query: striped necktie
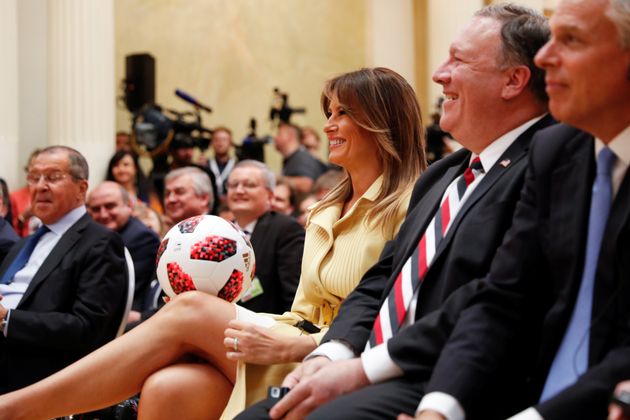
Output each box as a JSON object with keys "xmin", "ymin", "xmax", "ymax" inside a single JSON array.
[{"xmin": 367, "ymin": 158, "xmax": 484, "ymax": 349}]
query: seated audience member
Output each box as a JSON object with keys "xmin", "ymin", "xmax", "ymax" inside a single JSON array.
[
  {"xmin": 0, "ymin": 66, "xmax": 426, "ymax": 420},
  {"xmin": 115, "ymin": 131, "xmax": 132, "ymax": 152},
  {"xmin": 106, "ymin": 150, "xmax": 162, "ymax": 214},
  {"xmin": 132, "ymin": 166, "xmax": 215, "ymax": 325},
  {"xmin": 9, "ymin": 150, "xmax": 41, "ymax": 237},
  {"xmin": 0, "ymin": 146, "xmax": 127, "ymax": 393},
  {"xmin": 301, "ymin": 126, "xmax": 323, "ymax": 158},
  {"xmin": 207, "ymin": 126, "xmax": 237, "ymax": 203},
  {"xmin": 0, "ymin": 179, "xmax": 12, "ymax": 225},
  {"xmin": 312, "ymin": 168, "xmax": 344, "ymax": 200},
  {"xmin": 275, "ymin": 122, "xmax": 327, "ymax": 194},
  {"xmin": 295, "ymin": 194, "xmax": 318, "ymax": 227},
  {"xmin": 236, "ymin": 5, "xmax": 555, "ymax": 419},
  {"xmin": 133, "ymin": 204, "xmax": 164, "ymax": 237},
  {"xmin": 87, "ymin": 181, "xmax": 161, "ymax": 314},
  {"xmin": 217, "ymin": 203, "xmax": 234, "ymax": 222},
  {"xmin": 409, "ymin": 1, "xmax": 630, "ymax": 419},
  {"xmin": 228, "ymin": 161, "xmax": 304, "ymax": 313},
  {"xmin": 425, "ymin": 111, "xmax": 452, "ymax": 164},
  {"xmin": 271, "ymin": 176, "xmax": 298, "ymax": 217},
  {"xmin": 0, "ymin": 187, "xmax": 18, "ymax": 265},
  {"xmin": 150, "ymin": 134, "xmax": 219, "ymax": 214},
  {"xmin": 162, "ymin": 166, "xmax": 214, "ymax": 230}
]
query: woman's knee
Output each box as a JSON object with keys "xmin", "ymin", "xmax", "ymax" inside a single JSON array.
[
  {"xmin": 140, "ymin": 364, "xmax": 232, "ymax": 418},
  {"xmin": 163, "ymin": 291, "xmax": 226, "ymax": 323}
]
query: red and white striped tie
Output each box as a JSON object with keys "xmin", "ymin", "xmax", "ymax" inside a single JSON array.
[{"xmin": 366, "ymin": 157, "xmax": 484, "ymax": 349}]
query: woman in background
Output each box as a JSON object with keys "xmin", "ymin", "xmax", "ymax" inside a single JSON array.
[
  {"xmin": 106, "ymin": 150, "xmax": 163, "ymax": 214},
  {"xmin": 0, "ymin": 67, "xmax": 427, "ymax": 420}
]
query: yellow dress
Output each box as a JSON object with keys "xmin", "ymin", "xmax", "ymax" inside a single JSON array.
[{"xmin": 221, "ymin": 176, "xmax": 411, "ymax": 418}]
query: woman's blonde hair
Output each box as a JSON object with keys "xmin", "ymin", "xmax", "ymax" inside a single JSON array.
[{"xmin": 311, "ymin": 67, "xmax": 427, "ymax": 230}]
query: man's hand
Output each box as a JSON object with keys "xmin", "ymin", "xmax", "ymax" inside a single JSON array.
[
  {"xmin": 269, "ymin": 357, "xmax": 370, "ymax": 419},
  {"xmin": 609, "ymin": 380, "xmax": 630, "ymax": 420}
]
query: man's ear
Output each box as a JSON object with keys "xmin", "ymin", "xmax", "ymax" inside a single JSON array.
[{"xmin": 502, "ymin": 65, "xmax": 531, "ymax": 100}]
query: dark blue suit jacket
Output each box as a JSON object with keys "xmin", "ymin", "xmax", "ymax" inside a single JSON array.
[
  {"xmin": 0, "ymin": 217, "xmax": 18, "ymax": 266},
  {"xmin": 118, "ymin": 216, "xmax": 160, "ymax": 311}
]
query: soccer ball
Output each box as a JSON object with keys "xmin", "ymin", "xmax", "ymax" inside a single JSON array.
[{"xmin": 156, "ymin": 215, "xmax": 255, "ymax": 302}]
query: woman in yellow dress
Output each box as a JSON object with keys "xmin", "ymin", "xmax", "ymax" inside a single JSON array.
[{"xmin": 0, "ymin": 67, "xmax": 426, "ymax": 420}]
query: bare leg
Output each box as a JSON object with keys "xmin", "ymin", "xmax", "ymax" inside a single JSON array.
[
  {"xmin": 0, "ymin": 292, "xmax": 237, "ymax": 420},
  {"xmin": 138, "ymin": 362, "xmax": 232, "ymax": 420}
]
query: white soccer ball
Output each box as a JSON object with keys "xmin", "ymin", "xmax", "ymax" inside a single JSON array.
[{"xmin": 156, "ymin": 215, "xmax": 255, "ymax": 302}]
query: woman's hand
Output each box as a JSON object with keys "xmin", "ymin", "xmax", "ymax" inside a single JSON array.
[{"xmin": 223, "ymin": 319, "xmax": 317, "ymax": 364}]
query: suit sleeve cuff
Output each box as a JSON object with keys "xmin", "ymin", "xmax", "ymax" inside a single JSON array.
[
  {"xmin": 416, "ymin": 392, "xmax": 465, "ymax": 420},
  {"xmin": 360, "ymin": 342, "xmax": 403, "ymax": 383},
  {"xmin": 506, "ymin": 407, "xmax": 544, "ymax": 420},
  {"xmin": 306, "ymin": 340, "xmax": 355, "ymax": 361}
]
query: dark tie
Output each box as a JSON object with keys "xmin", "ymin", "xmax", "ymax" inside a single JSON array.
[
  {"xmin": 0, "ymin": 225, "xmax": 50, "ymax": 285},
  {"xmin": 366, "ymin": 158, "xmax": 484, "ymax": 348},
  {"xmin": 540, "ymin": 146, "xmax": 617, "ymax": 401}
]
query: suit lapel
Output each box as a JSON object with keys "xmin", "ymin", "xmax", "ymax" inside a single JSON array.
[
  {"xmin": 250, "ymin": 212, "xmax": 270, "ymax": 246},
  {"xmin": 395, "ymin": 163, "xmax": 466, "ymax": 280},
  {"xmin": 18, "ymin": 215, "xmax": 89, "ymax": 306}
]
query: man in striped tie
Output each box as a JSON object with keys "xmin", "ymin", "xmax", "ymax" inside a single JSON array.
[{"xmin": 236, "ymin": 4, "xmax": 556, "ymax": 419}]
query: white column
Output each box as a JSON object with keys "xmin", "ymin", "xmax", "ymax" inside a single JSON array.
[
  {"xmin": 365, "ymin": 0, "xmax": 416, "ymax": 89},
  {"xmin": 0, "ymin": 0, "xmax": 21, "ymax": 190},
  {"xmin": 48, "ymin": 0, "xmax": 115, "ymax": 185}
]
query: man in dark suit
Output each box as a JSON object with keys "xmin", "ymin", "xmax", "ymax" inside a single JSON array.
[
  {"xmin": 414, "ymin": 0, "xmax": 630, "ymax": 418},
  {"xmin": 0, "ymin": 188, "xmax": 18, "ymax": 265},
  {"xmin": 0, "ymin": 146, "xmax": 127, "ymax": 392},
  {"xmin": 236, "ymin": 4, "xmax": 553, "ymax": 419},
  {"xmin": 87, "ymin": 181, "xmax": 161, "ymax": 312},
  {"xmin": 228, "ymin": 160, "xmax": 304, "ymax": 314}
]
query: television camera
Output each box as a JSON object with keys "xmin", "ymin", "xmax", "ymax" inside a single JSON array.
[{"xmin": 129, "ymin": 89, "xmax": 213, "ymax": 159}]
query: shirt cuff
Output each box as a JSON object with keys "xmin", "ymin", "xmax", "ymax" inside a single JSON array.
[
  {"xmin": 506, "ymin": 407, "xmax": 544, "ymax": 420},
  {"xmin": 417, "ymin": 392, "xmax": 465, "ymax": 420},
  {"xmin": 360, "ymin": 342, "xmax": 403, "ymax": 383},
  {"xmin": 306, "ymin": 340, "xmax": 355, "ymax": 362}
]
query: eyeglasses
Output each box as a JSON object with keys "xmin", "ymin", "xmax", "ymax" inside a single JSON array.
[
  {"xmin": 227, "ymin": 180, "xmax": 264, "ymax": 190},
  {"xmin": 26, "ymin": 171, "xmax": 71, "ymax": 186}
]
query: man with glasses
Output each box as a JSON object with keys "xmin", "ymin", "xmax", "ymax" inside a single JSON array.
[
  {"xmin": 0, "ymin": 146, "xmax": 127, "ymax": 392},
  {"xmin": 227, "ymin": 160, "xmax": 304, "ymax": 314}
]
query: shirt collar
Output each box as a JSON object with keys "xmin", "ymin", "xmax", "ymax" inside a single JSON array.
[
  {"xmin": 595, "ymin": 124, "xmax": 630, "ymax": 167},
  {"xmin": 46, "ymin": 205, "xmax": 86, "ymax": 236},
  {"xmin": 474, "ymin": 115, "xmax": 545, "ymax": 171}
]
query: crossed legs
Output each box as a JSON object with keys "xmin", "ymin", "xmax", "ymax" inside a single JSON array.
[{"xmin": 0, "ymin": 291, "xmax": 237, "ymax": 420}]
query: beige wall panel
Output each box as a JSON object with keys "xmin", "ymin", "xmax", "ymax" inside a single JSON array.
[{"xmin": 115, "ymin": 0, "xmax": 366, "ymax": 172}]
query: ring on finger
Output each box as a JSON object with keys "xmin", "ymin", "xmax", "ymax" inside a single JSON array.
[{"xmin": 233, "ymin": 337, "xmax": 239, "ymax": 352}]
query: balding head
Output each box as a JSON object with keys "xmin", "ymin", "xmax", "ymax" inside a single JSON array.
[{"xmin": 87, "ymin": 181, "xmax": 133, "ymax": 231}]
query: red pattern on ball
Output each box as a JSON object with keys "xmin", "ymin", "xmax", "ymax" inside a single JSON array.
[
  {"xmin": 178, "ymin": 215, "xmax": 204, "ymax": 234},
  {"xmin": 166, "ymin": 262, "xmax": 197, "ymax": 294},
  {"xmin": 218, "ymin": 269, "xmax": 244, "ymax": 302},
  {"xmin": 156, "ymin": 238, "xmax": 169, "ymax": 267},
  {"xmin": 190, "ymin": 235, "xmax": 237, "ymax": 262}
]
